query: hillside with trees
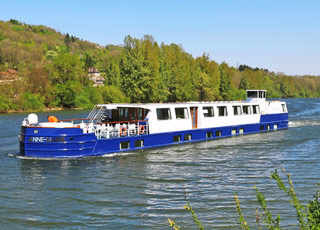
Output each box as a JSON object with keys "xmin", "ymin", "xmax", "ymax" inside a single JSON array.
[{"xmin": 0, "ymin": 19, "xmax": 319, "ymax": 113}]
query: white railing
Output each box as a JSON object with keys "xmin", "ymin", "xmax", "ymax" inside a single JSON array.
[
  {"xmin": 56, "ymin": 118, "xmax": 149, "ymax": 139},
  {"xmin": 94, "ymin": 120, "xmax": 148, "ymax": 139}
]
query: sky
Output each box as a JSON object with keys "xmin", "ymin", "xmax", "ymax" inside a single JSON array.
[{"xmin": 1, "ymin": 0, "xmax": 320, "ymax": 76}]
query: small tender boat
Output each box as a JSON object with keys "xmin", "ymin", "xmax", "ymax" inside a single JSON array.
[{"xmin": 19, "ymin": 90, "xmax": 288, "ymax": 158}]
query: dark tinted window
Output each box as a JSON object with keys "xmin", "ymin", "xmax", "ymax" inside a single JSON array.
[
  {"xmin": 175, "ymin": 108, "xmax": 188, "ymax": 119},
  {"xmin": 203, "ymin": 106, "xmax": 214, "ymax": 117},
  {"xmin": 156, "ymin": 108, "xmax": 171, "ymax": 120},
  {"xmin": 252, "ymin": 105, "xmax": 260, "ymax": 114},
  {"xmin": 217, "ymin": 106, "xmax": 228, "ymax": 116}
]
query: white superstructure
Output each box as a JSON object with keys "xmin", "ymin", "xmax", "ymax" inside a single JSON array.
[{"xmin": 80, "ymin": 90, "xmax": 287, "ymax": 137}]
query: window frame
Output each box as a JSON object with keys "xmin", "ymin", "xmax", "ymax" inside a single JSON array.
[
  {"xmin": 242, "ymin": 105, "xmax": 252, "ymax": 115},
  {"xmin": 202, "ymin": 106, "xmax": 214, "ymax": 118},
  {"xmin": 281, "ymin": 104, "xmax": 287, "ymax": 113},
  {"xmin": 175, "ymin": 107, "xmax": 189, "ymax": 119},
  {"xmin": 252, "ymin": 105, "xmax": 260, "ymax": 114},
  {"xmin": 156, "ymin": 108, "xmax": 172, "ymax": 120},
  {"xmin": 217, "ymin": 106, "xmax": 228, "ymax": 117},
  {"xmin": 233, "ymin": 106, "xmax": 242, "ymax": 116}
]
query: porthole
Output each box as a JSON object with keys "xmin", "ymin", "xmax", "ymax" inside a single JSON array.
[
  {"xmin": 206, "ymin": 132, "xmax": 213, "ymax": 138},
  {"xmin": 173, "ymin": 135, "xmax": 181, "ymax": 143},
  {"xmin": 134, "ymin": 139, "xmax": 144, "ymax": 147},
  {"xmin": 120, "ymin": 141, "xmax": 130, "ymax": 150}
]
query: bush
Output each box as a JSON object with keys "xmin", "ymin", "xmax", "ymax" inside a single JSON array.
[
  {"xmin": 0, "ymin": 96, "xmax": 11, "ymax": 112},
  {"xmin": 99, "ymin": 85, "xmax": 128, "ymax": 103},
  {"xmin": 19, "ymin": 93, "xmax": 45, "ymax": 111},
  {"xmin": 229, "ymin": 89, "xmax": 246, "ymax": 101},
  {"xmin": 74, "ymin": 87, "xmax": 103, "ymax": 109}
]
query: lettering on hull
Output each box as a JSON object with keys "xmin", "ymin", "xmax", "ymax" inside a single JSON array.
[{"xmin": 28, "ymin": 137, "xmax": 65, "ymax": 143}]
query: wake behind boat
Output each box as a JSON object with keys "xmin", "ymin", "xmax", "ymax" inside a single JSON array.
[{"xmin": 19, "ymin": 90, "xmax": 288, "ymax": 158}]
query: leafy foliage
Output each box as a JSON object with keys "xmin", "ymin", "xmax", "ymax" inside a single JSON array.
[
  {"xmin": 307, "ymin": 191, "xmax": 320, "ymax": 229},
  {"xmin": 19, "ymin": 93, "xmax": 45, "ymax": 111},
  {"xmin": 0, "ymin": 19, "xmax": 320, "ymax": 113},
  {"xmin": 234, "ymin": 192, "xmax": 250, "ymax": 230}
]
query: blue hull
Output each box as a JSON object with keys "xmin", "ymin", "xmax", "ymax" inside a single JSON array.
[{"xmin": 20, "ymin": 113, "xmax": 288, "ymax": 158}]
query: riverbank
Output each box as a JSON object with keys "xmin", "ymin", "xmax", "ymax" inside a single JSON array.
[{"xmin": 0, "ymin": 107, "xmax": 85, "ymax": 114}]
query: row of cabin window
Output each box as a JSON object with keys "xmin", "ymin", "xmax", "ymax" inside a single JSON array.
[
  {"xmin": 203, "ymin": 105, "xmax": 260, "ymax": 117},
  {"xmin": 116, "ymin": 108, "xmax": 148, "ymax": 121},
  {"xmin": 157, "ymin": 108, "xmax": 188, "ymax": 120},
  {"xmin": 156, "ymin": 105, "xmax": 260, "ymax": 120}
]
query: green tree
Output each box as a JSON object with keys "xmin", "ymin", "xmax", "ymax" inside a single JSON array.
[
  {"xmin": 119, "ymin": 35, "xmax": 152, "ymax": 102},
  {"xmin": 239, "ymin": 75, "xmax": 251, "ymax": 90},
  {"xmin": 99, "ymin": 85, "xmax": 128, "ymax": 103},
  {"xmin": 106, "ymin": 59, "xmax": 121, "ymax": 86},
  {"xmin": 64, "ymin": 33, "xmax": 71, "ymax": 50},
  {"xmin": 51, "ymin": 53, "xmax": 86, "ymax": 107},
  {"xmin": 196, "ymin": 53, "xmax": 220, "ymax": 100},
  {"xmin": 19, "ymin": 93, "xmax": 45, "ymax": 111},
  {"xmin": 83, "ymin": 53, "xmax": 96, "ymax": 70},
  {"xmin": 219, "ymin": 62, "xmax": 231, "ymax": 100},
  {"xmin": 0, "ymin": 95, "xmax": 11, "ymax": 112}
]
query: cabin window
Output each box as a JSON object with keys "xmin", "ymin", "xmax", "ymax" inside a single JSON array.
[
  {"xmin": 119, "ymin": 108, "xmax": 125, "ymax": 120},
  {"xmin": 248, "ymin": 91, "xmax": 266, "ymax": 98},
  {"xmin": 260, "ymin": 91, "xmax": 266, "ymax": 98},
  {"xmin": 260, "ymin": 125, "xmax": 264, "ymax": 130},
  {"xmin": 282, "ymin": 104, "xmax": 287, "ymax": 113},
  {"xmin": 134, "ymin": 139, "xmax": 144, "ymax": 147},
  {"xmin": 266, "ymin": 125, "xmax": 270, "ymax": 130},
  {"xmin": 137, "ymin": 108, "xmax": 143, "ymax": 120},
  {"xmin": 252, "ymin": 105, "xmax": 260, "ymax": 114},
  {"xmin": 216, "ymin": 130, "xmax": 222, "ymax": 137},
  {"xmin": 184, "ymin": 134, "xmax": 192, "ymax": 141},
  {"xmin": 175, "ymin": 108, "xmax": 189, "ymax": 119},
  {"xmin": 203, "ymin": 106, "xmax": 214, "ymax": 117},
  {"xmin": 231, "ymin": 129, "xmax": 237, "ymax": 135},
  {"xmin": 242, "ymin": 105, "xmax": 252, "ymax": 115},
  {"xmin": 233, "ymin": 106, "xmax": 242, "ymax": 116},
  {"xmin": 120, "ymin": 141, "xmax": 130, "ymax": 150},
  {"xmin": 217, "ymin": 106, "xmax": 228, "ymax": 116},
  {"xmin": 173, "ymin": 135, "xmax": 181, "ymax": 142},
  {"xmin": 247, "ymin": 91, "xmax": 258, "ymax": 98},
  {"xmin": 124, "ymin": 108, "xmax": 129, "ymax": 120},
  {"xmin": 156, "ymin": 108, "xmax": 172, "ymax": 120},
  {"xmin": 274, "ymin": 125, "xmax": 278, "ymax": 130},
  {"xmin": 239, "ymin": 128, "xmax": 244, "ymax": 134},
  {"xmin": 129, "ymin": 108, "xmax": 136, "ymax": 120},
  {"xmin": 206, "ymin": 132, "xmax": 213, "ymax": 138}
]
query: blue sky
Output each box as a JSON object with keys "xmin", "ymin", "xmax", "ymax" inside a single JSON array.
[{"xmin": 1, "ymin": 0, "xmax": 320, "ymax": 75}]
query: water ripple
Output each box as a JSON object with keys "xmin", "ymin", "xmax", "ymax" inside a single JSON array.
[{"xmin": 1, "ymin": 99, "xmax": 320, "ymax": 229}]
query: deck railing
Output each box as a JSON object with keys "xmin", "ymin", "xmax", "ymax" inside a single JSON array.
[
  {"xmin": 55, "ymin": 118, "xmax": 148, "ymax": 139},
  {"xmin": 95, "ymin": 120, "xmax": 148, "ymax": 139}
]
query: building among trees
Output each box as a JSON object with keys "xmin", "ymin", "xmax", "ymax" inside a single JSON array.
[
  {"xmin": 88, "ymin": 67, "xmax": 105, "ymax": 87},
  {"xmin": 0, "ymin": 69, "xmax": 19, "ymax": 84}
]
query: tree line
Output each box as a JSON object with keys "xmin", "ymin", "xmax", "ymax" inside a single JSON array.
[{"xmin": 0, "ymin": 19, "xmax": 319, "ymax": 113}]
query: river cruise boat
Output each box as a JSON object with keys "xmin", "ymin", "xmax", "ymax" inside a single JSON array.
[{"xmin": 19, "ymin": 90, "xmax": 288, "ymax": 158}]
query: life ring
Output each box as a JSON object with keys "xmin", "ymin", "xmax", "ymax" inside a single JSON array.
[
  {"xmin": 120, "ymin": 127, "xmax": 127, "ymax": 136},
  {"xmin": 139, "ymin": 125, "xmax": 145, "ymax": 135}
]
